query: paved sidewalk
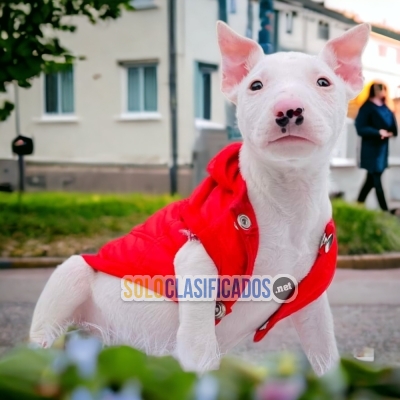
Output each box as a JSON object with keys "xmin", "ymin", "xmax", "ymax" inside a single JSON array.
[{"xmin": 1, "ymin": 268, "xmax": 400, "ymax": 367}]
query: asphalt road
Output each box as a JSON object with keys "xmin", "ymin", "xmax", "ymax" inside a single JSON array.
[{"xmin": 1, "ymin": 268, "xmax": 400, "ymax": 367}]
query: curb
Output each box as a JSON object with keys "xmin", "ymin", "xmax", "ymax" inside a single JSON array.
[
  {"xmin": 0, "ymin": 257, "xmax": 66, "ymax": 269},
  {"xmin": 1, "ymin": 254, "xmax": 400, "ymax": 270},
  {"xmin": 337, "ymin": 253, "xmax": 400, "ymax": 270}
]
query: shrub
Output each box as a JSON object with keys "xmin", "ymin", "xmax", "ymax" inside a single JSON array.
[
  {"xmin": 1, "ymin": 193, "xmax": 400, "ymax": 256},
  {"xmin": 332, "ymin": 200, "xmax": 400, "ymax": 255},
  {"xmin": 0, "ymin": 332, "xmax": 399, "ymax": 400}
]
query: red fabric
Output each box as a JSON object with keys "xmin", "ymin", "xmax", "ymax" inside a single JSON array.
[
  {"xmin": 253, "ymin": 220, "xmax": 337, "ymax": 342},
  {"xmin": 82, "ymin": 142, "xmax": 337, "ymax": 342}
]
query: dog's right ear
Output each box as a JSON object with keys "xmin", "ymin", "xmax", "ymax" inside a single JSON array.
[
  {"xmin": 319, "ymin": 23, "xmax": 370, "ymax": 100},
  {"xmin": 217, "ymin": 21, "xmax": 264, "ymax": 103}
]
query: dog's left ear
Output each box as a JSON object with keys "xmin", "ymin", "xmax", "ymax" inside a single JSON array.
[{"xmin": 320, "ymin": 23, "xmax": 370, "ymax": 99}]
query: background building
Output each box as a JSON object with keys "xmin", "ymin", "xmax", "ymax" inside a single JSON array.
[{"xmin": 0, "ymin": 0, "xmax": 399, "ymax": 205}]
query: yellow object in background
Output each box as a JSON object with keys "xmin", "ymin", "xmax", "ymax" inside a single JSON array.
[{"xmin": 348, "ymin": 80, "xmax": 395, "ymax": 119}]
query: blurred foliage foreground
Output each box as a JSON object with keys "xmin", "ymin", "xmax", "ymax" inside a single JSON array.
[
  {"xmin": 1, "ymin": 193, "xmax": 400, "ymax": 256},
  {"xmin": 0, "ymin": 332, "xmax": 400, "ymax": 400}
]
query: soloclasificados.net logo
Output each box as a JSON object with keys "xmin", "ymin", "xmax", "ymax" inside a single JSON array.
[{"xmin": 121, "ymin": 274, "xmax": 298, "ymax": 303}]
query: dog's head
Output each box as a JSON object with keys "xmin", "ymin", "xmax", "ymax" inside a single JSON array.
[{"xmin": 217, "ymin": 22, "xmax": 370, "ymax": 165}]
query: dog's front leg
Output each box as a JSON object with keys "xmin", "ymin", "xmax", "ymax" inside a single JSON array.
[
  {"xmin": 291, "ymin": 291, "xmax": 339, "ymax": 376},
  {"xmin": 174, "ymin": 239, "xmax": 220, "ymax": 373}
]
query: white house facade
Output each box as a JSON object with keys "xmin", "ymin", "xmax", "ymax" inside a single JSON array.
[{"xmin": 0, "ymin": 0, "xmax": 399, "ymax": 203}]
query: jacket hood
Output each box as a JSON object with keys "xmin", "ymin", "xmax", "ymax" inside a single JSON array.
[{"xmin": 206, "ymin": 142, "xmax": 243, "ymax": 192}]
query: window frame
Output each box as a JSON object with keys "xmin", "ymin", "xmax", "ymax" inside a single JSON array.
[
  {"xmin": 229, "ymin": 0, "xmax": 237, "ymax": 14},
  {"xmin": 285, "ymin": 12, "xmax": 293, "ymax": 34},
  {"xmin": 195, "ymin": 62, "xmax": 218, "ymax": 121},
  {"xmin": 119, "ymin": 60, "xmax": 159, "ymax": 119},
  {"xmin": 130, "ymin": 0, "xmax": 158, "ymax": 10},
  {"xmin": 317, "ymin": 20, "xmax": 330, "ymax": 40},
  {"xmin": 43, "ymin": 66, "xmax": 75, "ymax": 116}
]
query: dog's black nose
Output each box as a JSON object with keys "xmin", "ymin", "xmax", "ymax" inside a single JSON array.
[
  {"xmin": 274, "ymin": 99, "xmax": 305, "ymax": 130},
  {"xmin": 275, "ymin": 116, "xmax": 290, "ymax": 128},
  {"xmin": 275, "ymin": 107, "xmax": 304, "ymax": 129}
]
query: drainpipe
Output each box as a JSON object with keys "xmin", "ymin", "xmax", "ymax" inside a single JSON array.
[
  {"xmin": 259, "ymin": 0, "xmax": 274, "ymax": 54},
  {"xmin": 168, "ymin": 0, "xmax": 178, "ymax": 195}
]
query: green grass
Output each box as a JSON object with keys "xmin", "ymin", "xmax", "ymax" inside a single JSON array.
[
  {"xmin": 332, "ymin": 199, "xmax": 400, "ymax": 255},
  {"xmin": 0, "ymin": 192, "xmax": 176, "ymax": 257},
  {"xmin": 1, "ymin": 193, "xmax": 400, "ymax": 256}
]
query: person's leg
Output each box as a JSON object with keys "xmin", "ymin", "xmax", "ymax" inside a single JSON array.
[
  {"xmin": 371, "ymin": 172, "xmax": 389, "ymax": 211},
  {"xmin": 390, "ymin": 208, "xmax": 400, "ymax": 216},
  {"xmin": 357, "ymin": 172, "xmax": 374, "ymax": 203}
]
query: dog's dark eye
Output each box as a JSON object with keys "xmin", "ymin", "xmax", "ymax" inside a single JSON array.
[
  {"xmin": 317, "ymin": 78, "xmax": 330, "ymax": 87},
  {"xmin": 250, "ymin": 81, "xmax": 263, "ymax": 91}
]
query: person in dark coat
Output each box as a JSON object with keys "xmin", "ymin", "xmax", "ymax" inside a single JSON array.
[{"xmin": 355, "ymin": 83, "xmax": 398, "ymax": 212}]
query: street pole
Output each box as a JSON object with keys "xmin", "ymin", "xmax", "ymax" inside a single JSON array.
[
  {"xmin": 168, "ymin": 0, "xmax": 178, "ymax": 195},
  {"xmin": 258, "ymin": 0, "xmax": 274, "ymax": 54},
  {"xmin": 14, "ymin": 82, "xmax": 25, "ymax": 193}
]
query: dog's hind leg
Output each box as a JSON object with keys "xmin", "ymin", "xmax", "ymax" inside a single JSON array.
[{"xmin": 30, "ymin": 255, "xmax": 95, "ymax": 347}]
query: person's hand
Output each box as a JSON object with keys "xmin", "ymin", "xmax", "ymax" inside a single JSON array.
[{"xmin": 380, "ymin": 129, "xmax": 393, "ymax": 139}]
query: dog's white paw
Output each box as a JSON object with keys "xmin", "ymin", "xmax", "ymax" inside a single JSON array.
[
  {"xmin": 176, "ymin": 327, "xmax": 220, "ymax": 373},
  {"xmin": 308, "ymin": 351, "xmax": 340, "ymax": 376}
]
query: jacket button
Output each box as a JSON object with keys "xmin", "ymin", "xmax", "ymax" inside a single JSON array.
[
  {"xmin": 215, "ymin": 301, "xmax": 226, "ymax": 320},
  {"xmin": 237, "ymin": 214, "xmax": 251, "ymax": 230},
  {"xmin": 320, "ymin": 233, "xmax": 334, "ymax": 253}
]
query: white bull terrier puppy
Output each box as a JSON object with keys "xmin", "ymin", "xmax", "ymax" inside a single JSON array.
[{"xmin": 30, "ymin": 22, "xmax": 370, "ymax": 376}]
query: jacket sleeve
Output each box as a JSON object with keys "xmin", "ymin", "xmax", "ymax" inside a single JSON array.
[{"xmin": 355, "ymin": 105, "xmax": 381, "ymax": 138}]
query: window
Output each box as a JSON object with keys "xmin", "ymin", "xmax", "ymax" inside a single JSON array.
[
  {"xmin": 379, "ymin": 45, "xmax": 387, "ymax": 57},
  {"xmin": 130, "ymin": 0, "xmax": 157, "ymax": 9},
  {"xmin": 126, "ymin": 65, "xmax": 157, "ymax": 113},
  {"xmin": 44, "ymin": 66, "xmax": 74, "ymax": 114},
  {"xmin": 195, "ymin": 63, "xmax": 218, "ymax": 121},
  {"xmin": 285, "ymin": 12, "xmax": 294, "ymax": 34},
  {"xmin": 317, "ymin": 21, "xmax": 329, "ymax": 40},
  {"xmin": 229, "ymin": 0, "xmax": 237, "ymax": 14}
]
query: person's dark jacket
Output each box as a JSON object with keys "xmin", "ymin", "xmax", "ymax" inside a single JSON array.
[{"xmin": 355, "ymin": 101, "xmax": 398, "ymax": 173}]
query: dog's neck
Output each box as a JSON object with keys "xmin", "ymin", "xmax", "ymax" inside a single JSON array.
[{"xmin": 239, "ymin": 143, "xmax": 331, "ymax": 221}]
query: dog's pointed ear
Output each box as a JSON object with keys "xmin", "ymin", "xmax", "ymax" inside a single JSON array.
[
  {"xmin": 320, "ymin": 23, "xmax": 370, "ymax": 99},
  {"xmin": 217, "ymin": 21, "xmax": 264, "ymax": 103}
]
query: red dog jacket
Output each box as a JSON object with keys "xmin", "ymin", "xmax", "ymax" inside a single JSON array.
[{"xmin": 83, "ymin": 142, "xmax": 337, "ymax": 342}]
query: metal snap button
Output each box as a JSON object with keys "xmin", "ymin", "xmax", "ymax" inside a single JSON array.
[
  {"xmin": 215, "ymin": 301, "xmax": 226, "ymax": 320},
  {"xmin": 320, "ymin": 233, "xmax": 334, "ymax": 253},
  {"xmin": 237, "ymin": 214, "xmax": 251, "ymax": 230}
]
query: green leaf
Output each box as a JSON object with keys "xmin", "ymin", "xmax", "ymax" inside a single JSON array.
[
  {"xmin": 97, "ymin": 346, "xmax": 196, "ymax": 400},
  {"xmin": 210, "ymin": 358, "xmax": 266, "ymax": 400},
  {"xmin": 0, "ymin": 346, "xmax": 59, "ymax": 400},
  {"xmin": 97, "ymin": 346, "xmax": 148, "ymax": 385},
  {"xmin": 145, "ymin": 355, "xmax": 196, "ymax": 400},
  {"xmin": 341, "ymin": 358, "xmax": 400, "ymax": 397},
  {"xmin": 0, "ymin": 101, "xmax": 14, "ymax": 121}
]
